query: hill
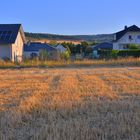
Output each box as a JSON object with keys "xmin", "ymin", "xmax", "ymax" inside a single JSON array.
[{"xmin": 25, "ymin": 32, "xmax": 114, "ymax": 43}]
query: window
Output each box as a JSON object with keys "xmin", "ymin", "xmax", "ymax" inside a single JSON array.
[
  {"xmin": 137, "ymin": 35, "xmax": 140, "ymax": 39},
  {"xmin": 129, "ymin": 35, "xmax": 132, "ymax": 40}
]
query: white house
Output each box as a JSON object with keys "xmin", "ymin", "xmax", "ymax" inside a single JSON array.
[
  {"xmin": 55, "ymin": 44, "xmax": 67, "ymax": 53},
  {"xmin": 0, "ymin": 24, "xmax": 26, "ymax": 62},
  {"xmin": 113, "ymin": 25, "xmax": 140, "ymax": 50}
]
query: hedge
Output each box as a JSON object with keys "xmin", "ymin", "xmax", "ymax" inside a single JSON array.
[{"xmin": 98, "ymin": 50, "xmax": 140, "ymax": 58}]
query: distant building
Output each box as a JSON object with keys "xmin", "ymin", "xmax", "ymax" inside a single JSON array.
[
  {"xmin": 55, "ymin": 44, "xmax": 67, "ymax": 53},
  {"xmin": 24, "ymin": 42, "xmax": 57, "ymax": 58},
  {"xmin": 0, "ymin": 24, "xmax": 26, "ymax": 62},
  {"xmin": 113, "ymin": 25, "xmax": 140, "ymax": 50},
  {"xmin": 92, "ymin": 42, "xmax": 113, "ymax": 58}
]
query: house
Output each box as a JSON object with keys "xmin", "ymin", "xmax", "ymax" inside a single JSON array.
[
  {"xmin": 0, "ymin": 24, "xmax": 26, "ymax": 62},
  {"xmin": 24, "ymin": 42, "xmax": 57, "ymax": 58},
  {"xmin": 113, "ymin": 25, "xmax": 140, "ymax": 50},
  {"xmin": 92, "ymin": 42, "xmax": 113, "ymax": 58},
  {"xmin": 55, "ymin": 44, "xmax": 67, "ymax": 53}
]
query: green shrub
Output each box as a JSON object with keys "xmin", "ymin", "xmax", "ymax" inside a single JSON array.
[
  {"xmin": 98, "ymin": 50, "xmax": 112, "ymax": 58},
  {"xmin": 128, "ymin": 44, "xmax": 140, "ymax": 50},
  {"xmin": 118, "ymin": 50, "xmax": 140, "ymax": 57},
  {"xmin": 60, "ymin": 51, "xmax": 71, "ymax": 61},
  {"xmin": 99, "ymin": 49, "xmax": 140, "ymax": 58},
  {"xmin": 111, "ymin": 50, "xmax": 119, "ymax": 58}
]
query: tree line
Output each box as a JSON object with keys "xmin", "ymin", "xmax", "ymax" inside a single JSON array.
[{"xmin": 49, "ymin": 41, "xmax": 97, "ymax": 55}]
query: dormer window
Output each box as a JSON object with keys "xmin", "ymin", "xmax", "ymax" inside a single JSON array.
[{"xmin": 129, "ymin": 35, "xmax": 132, "ymax": 40}]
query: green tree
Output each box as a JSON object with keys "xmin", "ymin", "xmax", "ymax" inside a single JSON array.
[
  {"xmin": 49, "ymin": 40, "xmax": 57, "ymax": 46},
  {"xmin": 81, "ymin": 41, "xmax": 89, "ymax": 48},
  {"xmin": 60, "ymin": 51, "xmax": 70, "ymax": 61}
]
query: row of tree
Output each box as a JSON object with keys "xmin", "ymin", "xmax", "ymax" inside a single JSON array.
[{"xmin": 49, "ymin": 41, "xmax": 97, "ymax": 55}]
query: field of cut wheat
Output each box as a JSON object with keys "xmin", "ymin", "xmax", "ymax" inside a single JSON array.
[{"xmin": 0, "ymin": 67, "xmax": 140, "ymax": 140}]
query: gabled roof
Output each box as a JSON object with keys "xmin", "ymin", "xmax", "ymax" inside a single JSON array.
[
  {"xmin": 54, "ymin": 44, "xmax": 64, "ymax": 47},
  {"xmin": 24, "ymin": 42, "xmax": 57, "ymax": 52},
  {"xmin": 93, "ymin": 42, "xmax": 113, "ymax": 50},
  {"xmin": 115, "ymin": 25, "xmax": 140, "ymax": 41},
  {"xmin": 0, "ymin": 24, "xmax": 26, "ymax": 44},
  {"xmin": 55, "ymin": 44, "xmax": 67, "ymax": 49}
]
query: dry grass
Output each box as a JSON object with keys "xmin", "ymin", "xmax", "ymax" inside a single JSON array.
[
  {"xmin": 19, "ymin": 57, "xmax": 140, "ymax": 68},
  {"xmin": 0, "ymin": 57, "xmax": 140, "ymax": 68},
  {"xmin": 0, "ymin": 67, "xmax": 140, "ymax": 140}
]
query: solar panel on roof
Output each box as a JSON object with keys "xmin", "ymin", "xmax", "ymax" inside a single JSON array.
[
  {"xmin": 0, "ymin": 24, "xmax": 22, "ymax": 43},
  {"xmin": 0, "ymin": 31, "xmax": 13, "ymax": 40},
  {"xmin": 3, "ymin": 31, "xmax": 7, "ymax": 34},
  {"xmin": 1, "ymin": 35, "xmax": 5, "ymax": 40},
  {"xmin": 8, "ymin": 31, "xmax": 12, "ymax": 34},
  {"xmin": 5, "ymin": 35, "xmax": 11, "ymax": 40}
]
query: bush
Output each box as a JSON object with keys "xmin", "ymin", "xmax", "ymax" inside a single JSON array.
[
  {"xmin": 128, "ymin": 44, "xmax": 140, "ymax": 50},
  {"xmin": 118, "ymin": 50, "xmax": 140, "ymax": 57},
  {"xmin": 99, "ymin": 49, "xmax": 140, "ymax": 58},
  {"xmin": 98, "ymin": 50, "xmax": 112, "ymax": 59},
  {"xmin": 111, "ymin": 50, "xmax": 119, "ymax": 59},
  {"xmin": 60, "ymin": 51, "xmax": 70, "ymax": 61}
]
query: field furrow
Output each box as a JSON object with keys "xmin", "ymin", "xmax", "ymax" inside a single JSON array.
[{"xmin": 0, "ymin": 67, "xmax": 140, "ymax": 140}]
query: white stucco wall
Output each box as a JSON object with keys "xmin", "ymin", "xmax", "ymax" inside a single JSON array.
[
  {"xmin": 113, "ymin": 32, "xmax": 140, "ymax": 50},
  {"xmin": 12, "ymin": 31, "xmax": 24, "ymax": 62},
  {"xmin": 118, "ymin": 32, "xmax": 140, "ymax": 44},
  {"xmin": 56, "ymin": 45, "xmax": 67, "ymax": 53},
  {"xmin": 113, "ymin": 43, "xmax": 125, "ymax": 50},
  {"xmin": 0, "ymin": 44, "xmax": 12, "ymax": 60}
]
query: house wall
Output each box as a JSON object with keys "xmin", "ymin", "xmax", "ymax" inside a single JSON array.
[
  {"xmin": 113, "ymin": 32, "xmax": 140, "ymax": 50},
  {"xmin": 12, "ymin": 31, "xmax": 24, "ymax": 62},
  {"xmin": 0, "ymin": 44, "xmax": 12, "ymax": 60},
  {"xmin": 56, "ymin": 45, "xmax": 67, "ymax": 53},
  {"xmin": 24, "ymin": 51, "xmax": 39, "ymax": 58},
  {"xmin": 118, "ymin": 32, "xmax": 140, "ymax": 44}
]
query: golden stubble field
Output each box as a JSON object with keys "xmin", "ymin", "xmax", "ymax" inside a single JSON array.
[{"xmin": 0, "ymin": 67, "xmax": 140, "ymax": 140}]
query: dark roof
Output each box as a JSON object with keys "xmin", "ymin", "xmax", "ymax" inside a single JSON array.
[
  {"xmin": 115, "ymin": 25, "xmax": 140, "ymax": 41},
  {"xmin": 0, "ymin": 24, "xmax": 24, "ymax": 44},
  {"xmin": 24, "ymin": 42, "xmax": 57, "ymax": 52},
  {"xmin": 93, "ymin": 42, "xmax": 113, "ymax": 50}
]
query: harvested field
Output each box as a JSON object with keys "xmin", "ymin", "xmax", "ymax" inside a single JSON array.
[{"xmin": 0, "ymin": 67, "xmax": 140, "ymax": 140}]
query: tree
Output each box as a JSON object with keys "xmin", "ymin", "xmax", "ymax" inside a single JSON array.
[
  {"xmin": 81, "ymin": 41, "xmax": 89, "ymax": 48},
  {"xmin": 60, "ymin": 51, "xmax": 70, "ymax": 61},
  {"xmin": 85, "ymin": 47, "xmax": 93, "ymax": 55},
  {"xmin": 61, "ymin": 42, "xmax": 75, "ymax": 54},
  {"xmin": 49, "ymin": 40, "xmax": 57, "ymax": 46},
  {"xmin": 76, "ymin": 44, "xmax": 82, "ymax": 54}
]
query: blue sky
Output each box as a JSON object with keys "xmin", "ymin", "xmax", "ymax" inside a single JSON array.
[{"xmin": 1, "ymin": 0, "xmax": 140, "ymax": 35}]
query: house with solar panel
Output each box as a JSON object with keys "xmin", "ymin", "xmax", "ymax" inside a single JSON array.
[
  {"xmin": 24, "ymin": 42, "xmax": 57, "ymax": 59},
  {"xmin": 113, "ymin": 25, "xmax": 140, "ymax": 50},
  {"xmin": 0, "ymin": 24, "xmax": 26, "ymax": 62}
]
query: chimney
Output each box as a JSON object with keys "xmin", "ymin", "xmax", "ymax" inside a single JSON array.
[{"xmin": 124, "ymin": 26, "xmax": 127, "ymax": 30}]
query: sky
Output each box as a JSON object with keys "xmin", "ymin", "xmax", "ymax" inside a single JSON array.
[{"xmin": 0, "ymin": 0, "xmax": 140, "ymax": 35}]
